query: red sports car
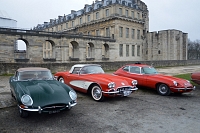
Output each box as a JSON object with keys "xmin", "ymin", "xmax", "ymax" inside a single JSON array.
[
  {"xmin": 114, "ymin": 63, "xmax": 195, "ymax": 96},
  {"xmin": 191, "ymin": 72, "xmax": 200, "ymax": 85},
  {"xmin": 54, "ymin": 64, "xmax": 138, "ymax": 101}
]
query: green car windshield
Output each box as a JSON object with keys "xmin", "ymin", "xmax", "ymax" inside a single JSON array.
[
  {"xmin": 142, "ymin": 66, "xmax": 158, "ymax": 74},
  {"xmin": 19, "ymin": 71, "xmax": 53, "ymax": 80}
]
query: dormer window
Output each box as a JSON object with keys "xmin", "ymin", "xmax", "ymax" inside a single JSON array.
[{"xmin": 97, "ymin": 4, "xmax": 101, "ymax": 8}]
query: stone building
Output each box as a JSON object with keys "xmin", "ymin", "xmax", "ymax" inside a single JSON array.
[{"xmin": 33, "ymin": 0, "xmax": 187, "ymax": 62}]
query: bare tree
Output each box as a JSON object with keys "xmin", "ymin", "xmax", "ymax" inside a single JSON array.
[{"xmin": 188, "ymin": 39, "xmax": 200, "ymax": 59}]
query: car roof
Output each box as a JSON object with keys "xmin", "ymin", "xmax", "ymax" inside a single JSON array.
[
  {"xmin": 126, "ymin": 64, "xmax": 151, "ymax": 67},
  {"xmin": 17, "ymin": 67, "xmax": 50, "ymax": 72},
  {"xmin": 69, "ymin": 64, "xmax": 101, "ymax": 73}
]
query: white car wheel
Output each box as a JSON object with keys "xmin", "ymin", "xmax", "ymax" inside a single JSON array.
[{"xmin": 91, "ymin": 85, "xmax": 104, "ymax": 101}]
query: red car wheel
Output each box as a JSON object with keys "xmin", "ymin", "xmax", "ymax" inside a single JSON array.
[
  {"xmin": 157, "ymin": 83, "xmax": 171, "ymax": 96},
  {"xmin": 91, "ymin": 85, "xmax": 104, "ymax": 102}
]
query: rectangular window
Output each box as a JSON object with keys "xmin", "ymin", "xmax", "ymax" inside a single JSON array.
[
  {"xmin": 125, "ymin": 10, "xmax": 129, "ymax": 17},
  {"xmin": 66, "ymin": 23, "xmax": 68, "ymax": 29},
  {"xmin": 96, "ymin": 30, "xmax": 100, "ymax": 36},
  {"xmin": 131, "ymin": 11, "xmax": 134, "ymax": 18},
  {"xmin": 119, "ymin": 8, "xmax": 122, "ymax": 15},
  {"xmin": 119, "ymin": 44, "xmax": 123, "ymax": 57},
  {"xmin": 72, "ymin": 21, "xmax": 74, "ymax": 27},
  {"xmin": 106, "ymin": 9, "xmax": 109, "ymax": 17},
  {"xmin": 60, "ymin": 25, "xmax": 63, "ymax": 30},
  {"xmin": 126, "ymin": 28, "xmax": 129, "ymax": 38},
  {"xmin": 96, "ymin": 12, "xmax": 99, "ymax": 19},
  {"xmin": 126, "ymin": 45, "xmax": 129, "ymax": 57},
  {"xmin": 132, "ymin": 29, "xmax": 135, "ymax": 39},
  {"xmin": 87, "ymin": 15, "xmax": 90, "ymax": 22},
  {"xmin": 106, "ymin": 28, "xmax": 110, "ymax": 37},
  {"xmin": 88, "ymin": 31, "xmax": 91, "ymax": 35},
  {"xmin": 137, "ymin": 29, "xmax": 140, "ymax": 39},
  {"xmin": 80, "ymin": 17, "xmax": 82, "ymax": 24},
  {"xmin": 137, "ymin": 45, "xmax": 140, "ymax": 56},
  {"xmin": 137, "ymin": 12, "xmax": 140, "ymax": 19},
  {"xmin": 119, "ymin": 27, "xmax": 123, "ymax": 37},
  {"xmin": 132, "ymin": 45, "xmax": 135, "ymax": 56}
]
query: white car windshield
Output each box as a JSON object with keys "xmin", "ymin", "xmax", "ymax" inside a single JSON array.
[
  {"xmin": 19, "ymin": 71, "xmax": 53, "ymax": 80},
  {"xmin": 79, "ymin": 66, "xmax": 105, "ymax": 74},
  {"xmin": 142, "ymin": 67, "xmax": 158, "ymax": 74}
]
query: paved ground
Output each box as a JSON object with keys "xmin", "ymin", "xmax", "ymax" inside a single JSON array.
[{"xmin": 1, "ymin": 65, "xmax": 200, "ymax": 109}]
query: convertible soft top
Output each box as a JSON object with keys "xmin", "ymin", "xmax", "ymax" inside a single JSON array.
[{"xmin": 17, "ymin": 67, "xmax": 50, "ymax": 72}]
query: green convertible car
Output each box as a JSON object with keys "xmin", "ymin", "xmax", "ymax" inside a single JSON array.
[{"xmin": 9, "ymin": 67, "xmax": 77, "ymax": 118}]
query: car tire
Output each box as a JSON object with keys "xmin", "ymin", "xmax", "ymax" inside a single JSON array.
[
  {"xmin": 10, "ymin": 91, "xmax": 14, "ymax": 98},
  {"xmin": 58, "ymin": 77, "xmax": 65, "ymax": 83},
  {"xmin": 157, "ymin": 83, "xmax": 171, "ymax": 96},
  {"xmin": 19, "ymin": 107, "xmax": 29, "ymax": 118},
  {"xmin": 91, "ymin": 85, "xmax": 104, "ymax": 102}
]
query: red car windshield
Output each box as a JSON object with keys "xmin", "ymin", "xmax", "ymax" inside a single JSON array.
[
  {"xmin": 80, "ymin": 66, "xmax": 105, "ymax": 74},
  {"xmin": 142, "ymin": 66, "xmax": 158, "ymax": 74}
]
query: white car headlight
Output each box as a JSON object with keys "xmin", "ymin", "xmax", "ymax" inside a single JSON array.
[
  {"xmin": 108, "ymin": 82, "xmax": 115, "ymax": 88},
  {"xmin": 132, "ymin": 80, "xmax": 138, "ymax": 85},
  {"xmin": 69, "ymin": 90, "xmax": 77, "ymax": 101},
  {"xmin": 21, "ymin": 94, "xmax": 33, "ymax": 106},
  {"xmin": 173, "ymin": 81, "xmax": 178, "ymax": 86}
]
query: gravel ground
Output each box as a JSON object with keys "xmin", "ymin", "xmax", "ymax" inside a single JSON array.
[
  {"xmin": 0, "ymin": 65, "xmax": 200, "ymax": 133},
  {"xmin": 0, "ymin": 86, "xmax": 200, "ymax": 133}
]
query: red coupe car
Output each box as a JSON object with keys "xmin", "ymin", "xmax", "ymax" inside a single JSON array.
[
  {"xmin": 114, "ymin": 63, "xmax": 195, "ymax": 96},
  {"xmin": 191, "ymin": 72, "xmax": 200, "ymax": 85},
  {"xmin": 54, "ymin": 64, "xmax": 138, "ymax": 101}
]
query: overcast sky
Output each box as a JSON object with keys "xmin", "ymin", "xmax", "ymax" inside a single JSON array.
[{"xmin": 0, "ymin": 0, "xmax": 200, "ymax": 41}]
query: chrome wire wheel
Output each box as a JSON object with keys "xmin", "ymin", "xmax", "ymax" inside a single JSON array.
[
  {"xmin": 157, "ymin": 83, "xmax": 171, "ymax": 96},
  {"xmin": 58, "ymin": 77, "xmax": 65, "ymax": 83},
  {"xmin": 91, "ymin": 85, "xmax": 104, "ymax": 101}
]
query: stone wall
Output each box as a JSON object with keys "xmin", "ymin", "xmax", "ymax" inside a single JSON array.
[
  {"xmin": 145, "ymin": 30, "xmax": 188, "ymax": 61},
  {"xmin": 1, "ymin": 60, "xmax": 200, "ymax": 75}
]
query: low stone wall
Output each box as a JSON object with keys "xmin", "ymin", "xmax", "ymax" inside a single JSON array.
[{"xmin": 1, "ymin": 60, "xmax": 200, "ymax": 75}]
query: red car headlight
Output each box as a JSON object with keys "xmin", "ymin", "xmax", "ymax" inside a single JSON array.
[
  {"xmin": 173, "ymin": 81, "xmax": 178, "ymax": 86},
  {"xmin": 108, "ymin": 82, "xmax": 115, "ymax": 88},
  {"xmin": 132, "ymin": 80, "xmax": 137, "ymax": 86}
]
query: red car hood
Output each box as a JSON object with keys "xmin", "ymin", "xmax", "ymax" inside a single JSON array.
[
  {"xmin": 150, "ymin": 74, "xmax": 191, "ymax": 86},
  {"xmin": 82, "ymin": 73, "xmax": 133, "ymax": 86}
]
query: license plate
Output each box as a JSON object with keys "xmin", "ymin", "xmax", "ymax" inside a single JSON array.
[
  {"xmin": 123, "ymin": 91, "xmax": 131, "ymax": 96},
  {"xmin": 49, "ymin": 110, "xmax": 60, "ymax": 114}
]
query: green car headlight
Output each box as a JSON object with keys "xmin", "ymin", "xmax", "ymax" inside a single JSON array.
[
  {"xmin": 69, "ymin": 90, "xmax": 77, "ymax": 101},
  {"xmin": 21, "ymin": 94, "xmax": 33, "ymax": 106}
]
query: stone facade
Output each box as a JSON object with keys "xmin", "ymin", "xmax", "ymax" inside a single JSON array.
[
  {"xmin": 145, "ymin": 30, "xmax": 188, "ymax": 60},
  {"xmin": 0, "ymin": 29, "xmax": 116, "ymax": 63},
  {"xmin": 34, "ymin": 0, "xmax": 149, "ymax": 62},
  {"xmin": 34, "ymin": 0, "xmax": 187, "ymax": 61},
  {"xmin": 0, "ymin": 0, "xmax": 188, "ymax": 64}
]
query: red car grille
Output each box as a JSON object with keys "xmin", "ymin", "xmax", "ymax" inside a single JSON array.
[{"xmin": 117, "ymin": 87, "xmax": 132, "ymax": 92}]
